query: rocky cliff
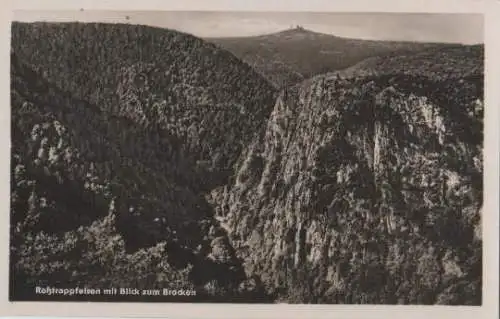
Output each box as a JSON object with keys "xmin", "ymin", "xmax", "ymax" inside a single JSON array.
[{"xmin": 210, "ymin": 49, "xmax": 483, "ymax": 304}]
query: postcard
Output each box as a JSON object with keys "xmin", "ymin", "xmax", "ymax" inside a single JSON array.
[{"xmin": 1, "ymin": 0, "xmax": 498, "ymax": 318}]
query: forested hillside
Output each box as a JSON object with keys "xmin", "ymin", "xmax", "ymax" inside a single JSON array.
[
  {"xmin": 10, "ymin": 22, "xmax": 277, "ymax": 301},
  {"xmin": 11, "ymin": 54, "xmax": 263, "ymax": 301},
  {"xmin": 11, "ymin": 22, "xmax": 277, "ymax": 179},
  {"xmin": 208, "ymin": 27, "xmax": 449, "ymax": 87},
  {"xmin": 342, "ymin": 44, "xmax": 483, "ymax": 79},
  {"xmin": 210, "ymin": 45, "xmax": 484, "ymax": 304}
]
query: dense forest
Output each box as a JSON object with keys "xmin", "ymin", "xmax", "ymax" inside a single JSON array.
[
  {"xmin": 11, "ymin": 52, "xmax": 279, "ymax": 302},
  {"xmin": 10, "ymin": 21, "xmax": 483, "ymax": 304},
  {"xmin": 342, "ymin": 44, "xmax": 484, "ymax": 79},
  {"xmin": 10, "ymin": 22, "xmax": 277, "ymax": 302},
  {"xmin": 11, "ymin": 22, "xmax": 277, "ymax": 177}
]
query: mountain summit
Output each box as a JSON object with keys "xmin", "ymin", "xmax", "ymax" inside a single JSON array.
[{"xmin": 262, "ymin": 26, "xmax": 335, "ymax": 38}]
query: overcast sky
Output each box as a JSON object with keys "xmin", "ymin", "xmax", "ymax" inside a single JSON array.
[{"xmin": 13, "ymin": 11, "xmax": 483, "ymax": 44}]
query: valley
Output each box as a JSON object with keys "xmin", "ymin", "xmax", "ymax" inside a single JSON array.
[{"xmin": 10, "ymin": 21, "xmax": 483, "ymax": 305}]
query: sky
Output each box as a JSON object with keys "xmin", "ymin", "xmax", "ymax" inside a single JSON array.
[{"xmin": 13, "ymin": 11, "xmax": 483, "ymax": 44}]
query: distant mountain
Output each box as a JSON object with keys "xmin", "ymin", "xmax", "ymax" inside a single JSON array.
[
  {"xmin": 210, "ymin": 44, "xmax": 483, "ymax": 304},
  {"xmin": 207, "ymin": 27, "xmax": 451, "ymax": 87}
]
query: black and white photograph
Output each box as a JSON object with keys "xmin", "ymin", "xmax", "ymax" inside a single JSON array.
[{"xmin": 7, "ymin": 9, "xmax": 486, "ymax": 307}]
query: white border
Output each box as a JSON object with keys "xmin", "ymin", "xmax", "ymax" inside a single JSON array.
[
  {"xmin": 1, "ymin": 0, "xmax": 498, "ymax": 318},
  {"xmin": 10, "ymin": 0, "xmax": 487, "ymax": 13}
]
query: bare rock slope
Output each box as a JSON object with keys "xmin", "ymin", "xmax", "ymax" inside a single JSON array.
[{"xmin": 211, "ymin": 46, "xmax": 483, "ymax": 304}]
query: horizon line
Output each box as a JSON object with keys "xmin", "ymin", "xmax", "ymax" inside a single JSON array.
[{"xmin": 11, "ymin": 20, "xmax": 485, "ymax": 45}]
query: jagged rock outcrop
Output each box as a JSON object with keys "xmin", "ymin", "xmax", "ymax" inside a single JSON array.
[{"xmin": 211, "ymin": 48, "xmax": 483, "ymax": 304}]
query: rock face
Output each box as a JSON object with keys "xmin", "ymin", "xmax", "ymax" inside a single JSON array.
[{"xmin": 211, "ymin": 50, "xmax": 483, "ymax": 304}]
